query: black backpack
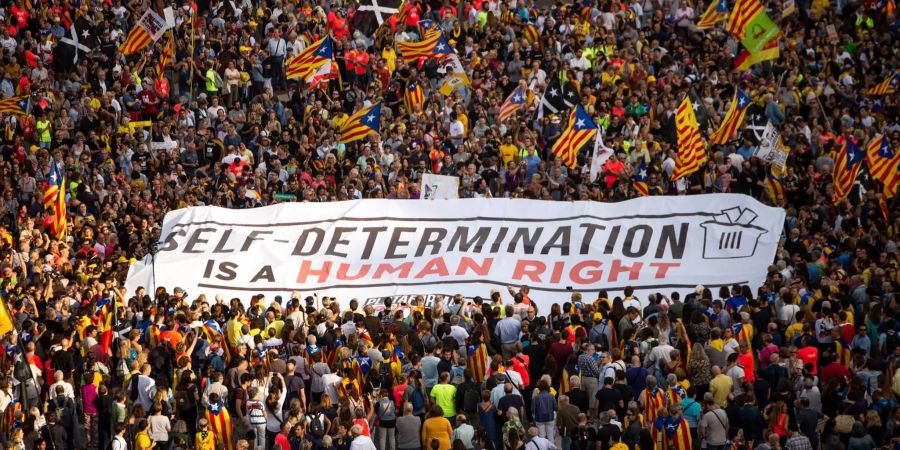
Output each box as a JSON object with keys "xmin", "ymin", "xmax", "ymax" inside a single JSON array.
[
  {"xmin": 308, "ymin": 412, "xmax": 325, "ymax": 437},
  {"xmin": 461, "ymin": 382, "xmax": 480, "ymax": 414},
  {"xmin": 379, "ymin": 363, "xmax": 394, "ymax": 389}
]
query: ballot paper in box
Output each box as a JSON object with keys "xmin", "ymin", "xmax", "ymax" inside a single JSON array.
[{"xmin": 700, "ymin": 207, "xmax": 768, "ymax": 259}]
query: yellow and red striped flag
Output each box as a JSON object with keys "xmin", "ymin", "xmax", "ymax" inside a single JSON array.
[
  {"xmin": 43, "ymin": 157, "xmax": 67, "ymax": 239},
  {"xmin": 697, "ymin": 0, "xmax": 729, "ymax": 29},
  {"xmin": 733, "ymin": 39, "xmax": 779, "ymax": 71},
  {"xmin": 467, "ymin": 343, "xmax": 488, "ymax": 383},
  {"xmin": 652, "ymin": 416, "xmax": 693, "ymax": 450},
  {"xmin": 0, "ymin": 96, "xmax": 30, "ymax": 115},
  {"xmin": 551, "ymin": 104, "xmax": 598, "ymax": 169},
  {"xmin": 498, "ymin": 85, "xmax": 527, "ymax": 123},
  {"xmin": 832, "ymin": 138, "xmax": 865, "ymax": 204},
  {"xmin": 156, "ymin": 32, "xmax": 175, "ymax": 80},
  {"xmin": 867, "ymin": 70, "xmax": 899, "ymax": 95},
  {"xmin": 633, "ymin": 159, "xmax": 650, "ymax": 196},
  {"xmin": 726, "ymin": 0, "xmax": 764, "ymax": 40},
  {"xmin": 641, "ymin": 387, "xmax": 667, "ymax": 424},
  {"xmin": 766, "ymin": 167, "xmax": 786, "ymax": 205},
  {"xmin": 397, "ymin": 30, "xmax": 453, "ymax": 63},
  {"xmin": 866, "ymin": 134, "xmax": 900, "ymax": 198},
  {"xmin": 205, "ymin": 403, "xmax": 234, "ymax": 450},
  {"xmin": 709, "ymin": 89, "xmax": 752, "ymax": 145},
  {"xmin": 671, "ymin": 96, "xmax": 707, "ymax": 180},
  {"xmin": 835, "ymin": 338, "xmax": 851, "ymax": 367},
  {"xmin": 403, "ymin": 81, "xmax": 425, "ymax": 113},
  {"xmin": 340, "ymin": 102, "xmax": 383, "ymax": 144},
  {"xmin": 120, "ymin": 9, "xmax": 169, "ymax": 55},
  {"xmin": 286, "ymin": 36, "xmax": 333, "ymax": 81}
]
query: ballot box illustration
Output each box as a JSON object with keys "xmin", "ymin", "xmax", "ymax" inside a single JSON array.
[{"xmin": 700, "ymin": 207, "xmax": 768, "ymax": 259}]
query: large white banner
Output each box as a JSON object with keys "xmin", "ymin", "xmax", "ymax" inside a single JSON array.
[{"xmin": 126, "ymin": 195, "xmax": 784, "ymax": 312}]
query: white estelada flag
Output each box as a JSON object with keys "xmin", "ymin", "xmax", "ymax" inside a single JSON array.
[{"xmin": 590, "ymin": 128, "xmax": 613, "ymax": 183}]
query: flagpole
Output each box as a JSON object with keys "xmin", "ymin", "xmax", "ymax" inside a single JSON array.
[{"xmin": 188, "ymin": 5, "xmax": 196, "ymax": 101}]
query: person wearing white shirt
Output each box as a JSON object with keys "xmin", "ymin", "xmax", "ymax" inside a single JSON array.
[
  {"xmin": 525, "ymin": 426, "xmax": 558, "ymax": 450},
  {"xmin": 349, "ymin": 424, "xmax": 377, "ymax": 450}
]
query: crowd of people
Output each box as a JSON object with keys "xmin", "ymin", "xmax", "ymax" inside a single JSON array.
[{"xmin": 0, "ymin": 0, "xmax": 900, "ymax": 449}]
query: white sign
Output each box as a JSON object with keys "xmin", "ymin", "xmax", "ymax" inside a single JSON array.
[
  {"xmin": 125, "ymin": 195, "xmax": 784, "ymax": 312},
  {"xmin": 421, "ymin": 174, "xmax": 460, "ymax": 199}
]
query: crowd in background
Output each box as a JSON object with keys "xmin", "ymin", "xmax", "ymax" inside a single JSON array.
[{"xmin": 0, "ymin": 0, "xmax": 899, "ymax": 449}]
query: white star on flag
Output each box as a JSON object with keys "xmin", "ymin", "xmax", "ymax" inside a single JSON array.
[
  {"xmin": 366, "ymin": 114, "xmax": 375, "ymax": 123},
  {"xmin": 513, "ymin": 95, "xmax": 522, "ymax": 102},
  {"xmin": 576, "ymin": 119, "xmax": 586, "ymax": 128},
  {"xmin": 639, "ymin": 169, "xmax": 647, "ymax": 178},
  {"xmin": 436, "ymin": 43, "xmax": 445, "ymax": 51}
]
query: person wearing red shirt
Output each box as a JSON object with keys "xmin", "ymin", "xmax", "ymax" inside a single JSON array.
[
  {"xmin": 352, "ymin": 49, "xmax": 369, "ymax": 87},
  {"xmin": 602, "ymin": 153, "xmax": 625, "ymax": 188},
  {"xmin": 405, "ymin": 2, "xmax": 422, "ymax": 28},
  {"xmin": 796, "ymin": 337, "xmax": 819, "ymax": 375},
  {"xmin": 820, "ymin": 354, "xmax": 851, "ymax": 384},
  {"xmin": 737, "ymin": 341, "xmax": 756, "ymax": 384},
  {"xmin": 10, "ymin": 3, "xmax": 28, "ymax": 31},
  {"xmin": 273, "ymin": 422, "xmax": 291, "ymax": 450}
]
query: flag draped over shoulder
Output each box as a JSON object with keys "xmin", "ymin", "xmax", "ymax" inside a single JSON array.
[
  {"xmin": 467, "ymin": 344, "xmax": 488, "ymax": 383},
  {"xmin": 551, "ymin": 105, "xmax": 598, "ymax": 169},
  {"xmin": 832, "ymin": 138, "xmax": 864, "ymax": 203},
  {"xmin": 120, "ymin": 8, "xmax": 169, "ymax": 55},
  {"xmin": 205, "ymin": 403, "xmax": 234, "ymax": 450},
  {"xmin": 766, "ymin": 166, "xmax": 786, "ymax": 204},
  {"xmin": 709, "ymin": 89, "xmax": 752, "ymax": 145},
  {"xmin": 641, "ymin": 388, "xmax": 667, "ymax": 424},
  {"xmin": 340, "ymin": 102, "xmax": 383, "ymax": 144},
  {"xmin": 403, "ymin": 82, "xmax": 425, "ymax": 113},
  {"xmin": 867, "ymin": 134, "xmax": 900, "ymax": 198},
  {"xmin": 43, "ymin": 158, "xmax": 67, "ymax": 239},
  {"xmin": 286, "ymin": 36, "xmax": 334, "ymax": 81},
  {"xmin": 671, "ymin": 96, "xmax": 707, "ymax": 180},
  {"xmin": 697, "ymin": 0, "xmax": 729, "ymax": 29},
  {"xmin": 652, "ymin": 416, "xmax": 693, "ymax": 450},
  {"xmin": 835, "ymin": 338, "xmax": 851, "ymax": 367}
]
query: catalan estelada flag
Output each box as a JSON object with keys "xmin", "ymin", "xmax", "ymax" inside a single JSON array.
[
  {"xmin": 286, "ymin": 36, "xmax": 334, "ymax": 81},
  {"xmin": 205, "ymin": 402, "xmax": 234, "ymax": 450},
  {"xmin": 671, "ymin": 96, "xmax": 707, "ymax": 180},
  {"xmin": 866, "ymin": 134, "xmax": 900, "ymax": 198},
  {"xmin": 340, "ymin": 102, "xmax": 383, "ymax": 144},
  {"xmin": 403, "ymin": 82, "xmax": 425, "ymax": 113},
  {"xmin": 551, "ymin": 104, "xmax": 598, "ymax": 169},
  {"xmin": 523, "ymin": 23, "xmax": 541, "ymax": 49},
  {"xmin": 867, "ymin": 70, "xmax": 899, "ymax": 96},
  {"xmin": 397, "ymin": 30, "xmax": 454, "ymax": 63},
  {"xmin": 0, "ymin": 95, "xmax": 30, "ymax": 115},
  {"xmin": 120, "ymin": 9, "xmax": 169, "ymax": 55},
  {"xmin": 697, "ymin": 0, "xmax": 729, "ymax": 29},
  {"xmin": 43, "ymin": 157, "xmax": 67, "ymax": 239},
  {"xmin": 560, "ymin": 365, "xmax": 579, "ymax": 395},
  {"xmin": 467, "ymin": 343, "xmax": 488, "ymax": 383},
  {"xmin": 766, "ymin": 167, "xmax": 786, "ymax": 204},
  {"xmin": 641, "ymin": 387, "xmax": 667, "ymax": 424},
  {"xmin": 203, "ymin": 320, "xmax": 232, "ymax": 364},
  {"xmin": 709, "ymin": 89, "xmax": 752, "ymax": 145},
  {"xmin": 633, "ymin": 159, "xmax": 650, "ymax": 196},
  {"xmin": 652, "ymin": 416, "xmax": 693, "ymax": 450},
  {"xmin": 832, "ymin": 138, "xmax": 864, "ymax": 204},
  {"xmin": 498, "ymin": 85, "xmax": 527, "ymax": 123},
  {"xmin": 156, "ymin": 32, "xmax": 175, "ymax": 79}
]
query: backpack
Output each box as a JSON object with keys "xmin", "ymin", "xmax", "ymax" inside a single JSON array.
[
  {"xmin": 308, "ymin": 412, "xmax": 325, "ymax": 437},
  {"xmin": 379, "ymin": 362, "xmax": 394, "ymax": 389},
  {"xmin": 247, "ymin": 400, "xmax": 266, "ymax": 425},
  {"xmin": 410, "ymin": 387, "xmax": 425, "ymax": 411},
  {"xmin": 461, "ymin": 383, "xmax": 480, "ymax": 414},
  {"xmin": 885, "ymin": 331, "xmax": 899, "ymax": 356}
]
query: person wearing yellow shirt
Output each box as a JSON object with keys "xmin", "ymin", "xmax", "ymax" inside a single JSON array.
[
  {"xmin": 35, "ymin": 116, "xmax": 52, "ymax": 149},
  {"xmin": 381, "ymin": 46, "xmax": 396, "ymax": 74},
  {"xmin": 499, "ymin": 135, "xmax": 518, "ymax": 165},
  {"xmin": 134, "ymin": 419, "xmax": 154, "ymax": 450},
  {"xmin": 708, "ymin": 366, "xmax": 732, "ymax": 407},
  {"xmin": 194, "ymin": 419, "xmax": 216, "ymax": 450}
]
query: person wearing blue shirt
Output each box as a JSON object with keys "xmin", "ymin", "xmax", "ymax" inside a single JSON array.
[{"xmin": 523, "ymin": 148, "xmax": 541, "ymax": 181}]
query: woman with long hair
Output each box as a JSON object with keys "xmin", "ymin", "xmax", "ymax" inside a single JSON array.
[
  {"xmin": 687, "ymin": 343, "xmax": 712, "ymax": 400},
  {"xmin": 764, "ymin": 400, "xmax": 789, "ymax": 446}
]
